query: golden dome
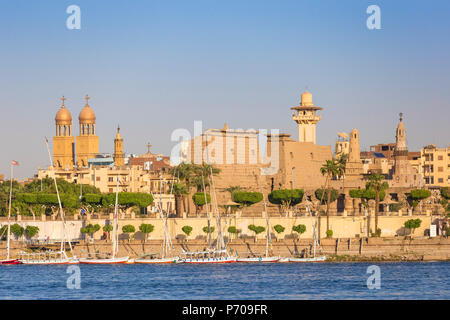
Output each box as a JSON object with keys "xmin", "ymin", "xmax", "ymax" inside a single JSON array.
[
  {"xmin": 301, "ymin": 91, "xmax": 313, "ymax": 106},
  {"xmin": 78, "ymin": 95, "xmax": 96, "ymax": 124},
  {"xmin": 55, "ymin": 97, "xmax": 72, "ymax": 125}
]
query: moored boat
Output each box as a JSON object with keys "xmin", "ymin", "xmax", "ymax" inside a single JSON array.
[
  {"xmin": 79, "ymin": 256, "xmax": 129, "ymax": 264},
  {"xmin": 237, "ymin": 256, "xmax": 280, "ymax": 263},
  {"xmin": 19, "ymin": 251, "xmax": 79, "ymax": 265},
  {"xmin": 181, "ymin": 249, "xmax": 237, "ymax": 264},
  {"xmin": 134, "ymin": 253, "xmax": 182, "ymax": 264},
  {"xmin": 0, "ymin": 259, "xmax": 22, "ymax": 265},
  {"xmin": 279, "ymin": 255, "xmax": 326, "ymax": 263}
]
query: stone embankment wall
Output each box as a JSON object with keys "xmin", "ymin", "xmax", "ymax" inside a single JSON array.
[{"xmin": 2, "ymin": 237, "xmax": 450, "ymax": 261}]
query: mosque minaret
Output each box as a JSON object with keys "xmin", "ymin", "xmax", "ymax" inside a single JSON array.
[{"xmin": 291, "ymin": 91, "xmax": 323, "ymax": 144}]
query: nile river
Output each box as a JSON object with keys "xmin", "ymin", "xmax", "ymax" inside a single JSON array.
[{"xmin": 0, "ymin": 262, "xmax": 448, "ymax": 299}]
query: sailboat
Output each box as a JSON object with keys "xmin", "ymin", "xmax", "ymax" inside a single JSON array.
[
  {"xmin": 79, "ymin": 177, "xmax": 129, "ymax": 264},
  {"xmin": 0, "ymin": 160, "xmax": 22, "ymax": 265},
  {"xmin": 135, "ymin": 175, "xmax": 183, "ymax": 264},
  {"xmin": 280, "ymin": 201, "xmax": 326, "ymax": 263},
  {"xmin": 181, "ymin": 152, "xmax": 237, "ymax": 264},
  {"xmin": 237, "ymin": 170, "xmax": 280, "ymax": 263},
  {"xmin": 19, "ymin": 140, "xmax": 78, "ymax": 265}
]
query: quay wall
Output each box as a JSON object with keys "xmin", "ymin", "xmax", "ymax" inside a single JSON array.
[{"xmin": 2, "ymin": 237, "xmax": 450, "ymax": 261}]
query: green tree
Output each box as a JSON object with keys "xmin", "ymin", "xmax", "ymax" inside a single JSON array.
[
  {"xmin": 182, "ymin": 225, "xmax": 193, "ymax": 236},
  {"xmin": 25, "ymin": 225, "xmax": 39, "ymax": 239},
  {"xmin": 10, "ymin": 223, "xmax": 24, "ymax": 240},
  {"xmin": 404, "ymin": 219, "xmax": 422, "ymax": 237},
  {"xmin": 292, "ymin": 224, "xmax": 306, "ymax": 237},
  {"xmin": 268, "ymin": 189, "xmax": 304, "ymax": 214},
  {"xmin": 103, "ymin": 224, "xmax": 113, "ymax": 240},
  {"xmin": 139, "ymin": 223, "xmax": 154, "ymax": 242},
  {"xmin": 273, "ymin": 224, "xmax": 285, "ymax": 234},
  {"xmin": 202, "ymin": 226, "xmax": 215, "ymax": 234},
  {"xmin": 80, "ymin": 223, "xmax": 100, "ymax": 240},
  {"xmin": 326, "ymin": 230, "xmax": 333, "ymax": 238},
  {"xmin": 409, "ymin": 189, "xmax": 431, "ymax": 213},
  {"xmin": 171, "ymin": 183, "xmax": 189, "ymax": 217},
  {"xmin": 366, "ymin": 174, "xmax": 389, "ymax": 236},
  {"xmin": 248, "ymin": 224, "xmax": 265, "ymax": 236},
  {"xmin": 320, "ymin": 159, "xmax": 340, "ymax": 233},
  {"xmin": 232, "ymin": 191, "xmax": 263, "ymax": 207},
  {"xmin": 192, "ymin": 192, "xmax": 211, "ymax": 214}
]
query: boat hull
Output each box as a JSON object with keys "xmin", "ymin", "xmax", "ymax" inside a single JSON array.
[
  {"xmin": 280, "ymin": 256, "xmax": 327, "ymax": 262},
  {"xmin": 20, "ymin": 259, "xmax": 79, "ymax": 265},
  {"xmin": 237, "ymin": 256, "xmax": 280, "ymax": 263},
  {"xmin": 183, "ymin": 257, "xmax": 237, "ymax": 264},
  {"xmin": 135, "ymin": 257, "xmax": 181, "ymax": 264},
  {"xmin": 79, "ymin": 256, "xmax": 129, "ymax": 264},
  {"xmin": 0, "ymin": 259, "xmax": 22, "ymax": 265}
]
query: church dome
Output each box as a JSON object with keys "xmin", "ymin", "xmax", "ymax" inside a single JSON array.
[
  {"xmin": 55, "ymin": 106, "xmax": 72, "ymax": 125},
  {"xmin": 301, "ymin": 91, "xmax": 313, "ymax": 106},
  {"xmin": 79, "ymin": 96, "xmax": 96, "ymax": 124}
]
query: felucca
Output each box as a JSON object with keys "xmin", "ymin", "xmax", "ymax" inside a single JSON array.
[
  {"xmin": 237, "ymin": 170, "xmax": 280, "ymax": 263},
  {"xmin": 135, "ymin": 175, "xmax": 183, "ymax": 264},
  {"xmin": 19, "ymin": 139, "xmax": 78, "ymax": 264},
  {"xmin": 280, "ymin": 201, "xmax": 326, "ymax": 263},
  {"xmin": 0, "ymin": 160, "xmax": 22, "ymax": 265},
  {"xmin": 79, "ymin": 177, "xmax": 129, "ymax": 264},
  {"xmin": 181, "ymin": 154, "xmax": 237, "ymax": 264}
]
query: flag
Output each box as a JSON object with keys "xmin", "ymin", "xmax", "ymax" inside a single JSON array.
[{"xmin": 11, "ymin": 160, "xmax": 19, "ymax": 166}]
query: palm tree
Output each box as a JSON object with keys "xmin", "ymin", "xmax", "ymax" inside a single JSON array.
[
  {"xmin": 336, "ymin": 153, "xmax": 348, "ymax": 190},
  {"xmin": 171, "ymin": 183, "xmax": 189, "ymax": 217},
  {"xmin": 320, "ymin": 159, "xmax": 340, "ymax": 232},
  {"xmin": 366, "ymin": 173, "xmax": 389, "ymax": 236}
]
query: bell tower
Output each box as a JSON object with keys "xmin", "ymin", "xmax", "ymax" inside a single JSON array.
[
  {"xmin": 291, "ymin": 91, "xmax": 323, "ymax": 144},
  {"xmin": 53, "ymin": 96, "xmax": 75, "ymax": 169},
  {"xmin": 76, "ymin": 95, "xmax": 99, "ymax": 167},
  {"xmin": 113, "ymin": 125, "xmax": 125, "ymax": 166}
]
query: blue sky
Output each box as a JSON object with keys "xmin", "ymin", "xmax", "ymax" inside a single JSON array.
[{"xmin": 0, "ymin": 0, "xmax": 449, "ymax": 179}]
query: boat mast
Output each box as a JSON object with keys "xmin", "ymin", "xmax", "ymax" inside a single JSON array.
[
  {"xmin": 6, "ymin": 163, "xmax": 13, "ymax": 260},
  {"xmin": 256, "ymin": 171, "xmax": 270, "ymax": 258},
  {"xmin": 112, "ymin": 176, "xmax": 119, "ymax": 259},
  {"xmin": 201, "ymin": 172, "xmax": 212, "ymax": 249},
  {"xmin": 45, "ymin": 137, "xmax": 72, "ymax": 253},
  {"xmin": 204, "ymin": 133, "xmax": 226, "ymax": 253}
]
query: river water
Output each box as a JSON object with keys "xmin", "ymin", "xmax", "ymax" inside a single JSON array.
[{"xmin": 0, "ymin": 262, "xmax": 448, "ymax": 299}]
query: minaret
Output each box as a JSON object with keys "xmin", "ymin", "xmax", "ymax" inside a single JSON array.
[
  {"xmin": 53, "ymin": 96, "xmax": 75, "ymax": 168},
  {"xmin": 391, "ymin": 113, "xmax": 415, "ymax": 187},
  {"xmin": 113, "ymin": 125, "xmax": 125, "ymax": 166},
  {"xmin": 76, "ymin": 95, "xmax": 99, "ymax": 167},
  {"xmin": 345, "ymin": 128, "xmax": 363, "ymax": 180},
  {"xmin": 291, "ymin": 91, "xmax": 323, "ymax": 143}
]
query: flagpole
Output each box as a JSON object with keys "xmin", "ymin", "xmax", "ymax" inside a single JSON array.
[{"xmin": 6, "ymin": 163, "xmax": 13, "ymax": 260}]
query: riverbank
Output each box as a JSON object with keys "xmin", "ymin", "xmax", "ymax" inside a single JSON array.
[{"xmin": 2, "ymin": 237, "xmax": 450, "ymax": 262}]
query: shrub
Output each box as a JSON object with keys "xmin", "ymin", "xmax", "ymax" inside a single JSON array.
[
  {"xmin": 227, "ymin": 226, "xmax": 239, "ymax": 234},
  {"xmin": 273, "ymin": 224, "xmax": 285, "ymax": 234},
  {"xmin": 122, "ymin": 224, "xmax": 136, "ymax": 233},
  {"xmin": 404, "ymin": 219, "xmax": 422, "ymax": 235},
  {"xmin": 410, "ymin": 189, "xmax": 431, "ymax": 201},
  {"xmin": 292, "ymin": 224, "xmax": 306, "ymax": 235},
  {"xmin": 248, "ymin": 224, "xmax": 265, "ymax": 235},
  {"xmin": 103, "ymin": 225, "xmax": 113, "ymax": 233},
  {"xmin": 202, "ymin": 226, "xmax": 215, "ymax": 234},
  {"xmin": 10, "ymin": 224, "xmax": 24, "ymax": 238},
  {"xmin": 268, "ymin": 189, "xmax": 304, "ymax": 209},
  {"xmin": 232, "ymin": 191, "xmax": 263, "ymax": 207},
  {"xmin": 139, "ymin": 223, "xmax": 154, "ymax": 235},
  {"xmin": 182, "ymin": 225, "xmax": 193, "ymax": 236},
  {"xmin": 315, "ymin": 189, "xmax": 339, "ymax": 204},
  {"xmin": 25, "ymin": 225, "xmax": 39, "ymax": 238},
  {"xmin": 326, "ymin": 230, "xmax": 333, "ymax": 238},
  {"xmin": 389, "ymin": 202, "xmax": 403, "ymax": 212}
]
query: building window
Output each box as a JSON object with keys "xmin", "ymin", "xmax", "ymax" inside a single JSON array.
[
  {"xmin": 438, "ymin": 178, "xmax": 444, "ymax": 183},
  {"xmin": 96, "ymin": 177, "xmax": 100, "ymax": 181},
  {"xmin": 108, "ymin": 177, "xmax": 113, "ymax": 182},
  {"xmin": 438, "ymin": 167, "xmax": 444, "ymax": 172},
  {"xmin": 438, "ymin": 155, "xmax": 443, "ymax": 161},
  {"xmin": 109, "ymin": 188, "xmax": 113, "ymax": 192}
]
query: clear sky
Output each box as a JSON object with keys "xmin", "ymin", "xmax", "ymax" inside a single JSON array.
[{"xmin": 0, "ymin": 0, "xmax": 449, "ymax": 179}]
